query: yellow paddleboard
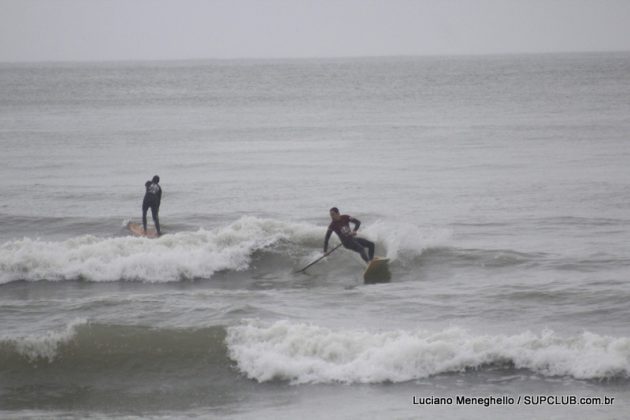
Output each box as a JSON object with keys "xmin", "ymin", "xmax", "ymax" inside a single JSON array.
[{"xmin": 363, "ymin": 257, "xmax": 391, "ymax": 284}]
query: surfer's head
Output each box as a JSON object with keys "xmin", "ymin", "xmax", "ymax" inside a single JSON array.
[
  {"xmin": 152, "ymin": 175, "xmax": 160, "ymax": 183},
  {"xmin": 329, "ymin": 207, "xmax": 341, "ymax": 221}
]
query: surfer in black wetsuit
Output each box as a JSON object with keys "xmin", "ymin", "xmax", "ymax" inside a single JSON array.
[
  {"xmin": 324, "ymin": 207, "xmax": 375, "ymax": 263},
  {"xmin": 142, "ymin": 175, "xmax": 162, "ymax": 236}
]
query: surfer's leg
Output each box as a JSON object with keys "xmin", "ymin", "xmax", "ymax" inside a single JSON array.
[
  {"xmin": 344, "ymin": 240, "xmax": 370, "ymax": 263},
  {"xmin": 356, "ymin": 238, "xmax": 375, "ymax": 261},
  {"xmin": 142, "ymin": 202, "xmax": 149, "ymax": 232},
  {"xmin": 150, "ymin": 204, "xmax": 161, "ymax": 235}
]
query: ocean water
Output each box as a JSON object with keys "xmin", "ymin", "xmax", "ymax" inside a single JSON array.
[{"xmin": 1, "ymin": 52, "xmax": 630, "ymax": 419}]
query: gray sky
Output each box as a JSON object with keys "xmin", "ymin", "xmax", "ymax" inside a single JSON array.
[{"xmin": 1, "ymin": 0, "xmax": 630, "ymax": 62}]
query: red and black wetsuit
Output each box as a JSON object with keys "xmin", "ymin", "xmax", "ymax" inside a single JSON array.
[{"xmin": 324, "ymin": 215, "xmax": 375, "ymax": 263}]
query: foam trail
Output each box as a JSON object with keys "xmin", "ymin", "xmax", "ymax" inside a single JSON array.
[{"xmin": 226, "ymin": 320, "xmax": 630, "ymax": 384}]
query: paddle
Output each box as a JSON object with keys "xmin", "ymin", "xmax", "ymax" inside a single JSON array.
[{"xmin": 295, "ymin": 243, "xmax": 342, "ymax": 273}]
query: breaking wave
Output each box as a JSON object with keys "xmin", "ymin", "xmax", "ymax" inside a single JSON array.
[
  {"xmin": 0, "ymin": 321, "xmax": 227, "ymax": 372},
  {"xmin": 226, "ymin": 320, "xmax": 630, "ymax": 384},
  {"xmin": 4, "ymin": 319, "xmax": 629, "ymax": 384},
  {"xmin": 0, "ymin": 216, "xmax": 446, "ymax": 283}
]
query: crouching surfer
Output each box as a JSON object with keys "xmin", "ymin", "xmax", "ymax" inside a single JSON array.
[{"xmin": 323, "ymin": 207, "xmax": 375, "ymax": 263}]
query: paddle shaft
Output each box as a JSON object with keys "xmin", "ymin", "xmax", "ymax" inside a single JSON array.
[{"xmin": 296, "ymin": 243, "xmax": 343, "ymax": 273}]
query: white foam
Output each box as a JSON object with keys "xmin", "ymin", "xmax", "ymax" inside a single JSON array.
[
  {"xmin": 0, "ymin": 216, "xmax": 320, "ymax": 283},
  {"xmin": 226, "ymin": 320, "xmax": 630, "ymax": 384}
]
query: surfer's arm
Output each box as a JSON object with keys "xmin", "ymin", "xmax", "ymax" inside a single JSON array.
[
  {"xmin": 349, "ymin": 217, "xmax": 361, "ymax": 232},
  {"xmin": 324, "ymin": 229, "xmax": 332, "ymax": 253}
]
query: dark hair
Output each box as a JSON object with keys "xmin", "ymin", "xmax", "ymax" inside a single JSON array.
[
  {"xmin": 329, "ymin": 207, "xmax": 339, "ymax": 214},
  {"xmin": 152, "ymin": 175, "xmax": 160, "ymax": 183}
]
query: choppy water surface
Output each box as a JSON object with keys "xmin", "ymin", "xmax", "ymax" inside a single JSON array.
[{"xmin": 1, "ymin": 52, "xmax": 630, "ymax": 419}]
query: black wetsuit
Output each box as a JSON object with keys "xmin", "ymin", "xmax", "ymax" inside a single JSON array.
[
  {"xmin": 324, "ymin": 215, "xmax": 375, "ymax": 263},
  {"xmin": 142, "ymin": 181, "xmax": 162, "ymax": 235}
]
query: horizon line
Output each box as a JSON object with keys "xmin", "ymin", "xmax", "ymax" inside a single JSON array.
[{"xmin": 1, "ymin": 49, "xmax": 629, "ymax": 66}]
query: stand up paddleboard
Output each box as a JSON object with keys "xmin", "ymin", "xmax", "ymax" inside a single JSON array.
[
  {"xmin": 363, "ymin": 257, "xmax": 391, "ymax": 284},
  {"xmin": 127, "ymin": 222, "xmax": 159, "ymax": 238}
]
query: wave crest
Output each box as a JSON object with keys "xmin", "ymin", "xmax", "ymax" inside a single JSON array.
[
  {"xmin": 0, "ymin": 321, "xmax": 227, "ymax": 371},
  {"xmin": 226, "ymin": 320, "xmax": 630, "ymax": 384},
  {"xmin": 0, "ymin": 216, "xmax": 321, "ymax": 283},
  {"xmin": 0, "ymin": 216, "xmax": 439, "ymax": 283}
]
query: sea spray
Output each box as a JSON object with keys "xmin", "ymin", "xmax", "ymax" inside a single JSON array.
[{"xmin": 362, "ymin": 220, "xmax": 453, "ymax": 260}]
